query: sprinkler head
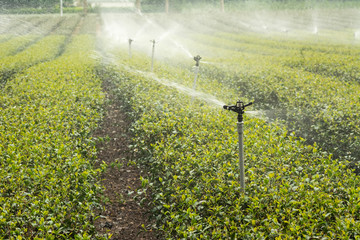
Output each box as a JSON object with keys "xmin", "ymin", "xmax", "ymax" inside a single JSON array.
[
  {"xmin": 129, "ymin": 38, "xmax": 133, "ymax": 44},
  {"xmin": 223, "ymin": 100, "xmax": 253, "ymax": 122},
  {"xmin": 194, "ymin": 55, "xmax": 201, "ymax": 67}
]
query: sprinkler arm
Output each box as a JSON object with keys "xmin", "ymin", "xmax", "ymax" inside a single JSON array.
[
  {"xmin": 223, "ymin": 101, "xmax": 253, "ymax": 122},
  {"xmin": 194, "ymin": 55, "xmax": 201, "ymax": 67}
]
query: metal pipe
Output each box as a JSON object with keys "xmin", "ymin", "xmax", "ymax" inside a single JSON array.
[
  {"xmin": 223, "ymin": 100, "xmax": 253, "ymax": 194},
  {"xmin": 191, "ymin": 55, "xmax": 201, "ymax": 102},
  {"xmin": 237, "ymin": 122, "xmax": 245, "ymax": 193},
  {"xmin": 128, "ymin": 38, "xmax": 133, "ymax": 58},
  {"xmin": 60, "ymin": 0, "xmax": 63, "ymax": 16},
  {"xmin": 150, "ymin": 40, "xmax": 156, "ymax": 71},
  {"xmin": 192, "ymin": 66, "xmax": 199, "ymax": 90}
]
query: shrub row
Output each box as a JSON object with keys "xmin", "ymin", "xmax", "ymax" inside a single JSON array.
[
  {"xmin": 145, "ymin": 20, "xmax": 360, "ymax": 165},
  {"xmin": 104, "ymin": 46, "xmax": 360, "ymax": 238},
  {"xmin": 0, "ymin": 35, "xmax": 38, "ymax": 59},
  {"xmin": 0, "ymin": 35, "xmax": 66, "ymax": 85},
  {"xmin": 0, "ymin": 35, "xmax": 106, "ymax": 239}
]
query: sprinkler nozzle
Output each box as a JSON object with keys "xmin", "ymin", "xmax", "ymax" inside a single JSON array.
[
  {"xmin": 223, "ymin": 100, "xmax": 253, "ymax": 122},
  {"xmin": 194, "ymin": 55, "xmax": 201, "ymax": 67},
  {"xmin": 129, "ymin": 38, "xmax": 133, "ymax": 44}
]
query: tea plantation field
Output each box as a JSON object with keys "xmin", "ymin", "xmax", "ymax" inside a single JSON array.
[{"xmin": 1, "ymin": 10, "xmax": 360, "ymax": 239}]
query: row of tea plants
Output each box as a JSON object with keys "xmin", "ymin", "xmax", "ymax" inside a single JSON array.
[
  {"xmin": 0, "ymin": 35, "xmax": 67, "ymax": 86},
  {"xmin": 104, "ymin": 45, "xmax": 360, "ymax": 238},
  {"xmin": 0, "ymin": 34, "xmax": 107, "ymax": 238},
  {"xmin": 144, "ymin": 16, "xmax": 360, "ymax": 167}
]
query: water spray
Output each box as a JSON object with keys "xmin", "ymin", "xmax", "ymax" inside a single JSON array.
[
  {"xmin": 150, "ymin": 39, "xmax": 156, "ymax": 72},
  {"xmin": 191, "ymin": 55, "xmax": 201, "ymax": 102},
  {"xmin": 223, "ymin": 100, "xmax": 253, "ymax": 194},
  {"xmin": 128, "ymin": 38, "xmax": 133, "ymax": 58}
]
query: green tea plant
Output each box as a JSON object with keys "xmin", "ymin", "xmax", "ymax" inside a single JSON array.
[
  {"xmin": 78, "ymin": 14, "xmax": 99, "ymax": 35},
  {"xmin": 52, "ymin": 15, "xmax": 81, "ymax": 35},
  {"xmin": 146, "ymin": 20, "xmax": 360, "ymax": 165},
  {"xmin": 0, "ymin": 35, "xmax": 38, "ymax": 59},
  {"xmin": 0, "ymin": 35, "xmax": 106, "ymax": 239},
  {"xmin": 0, "ymin": 35, "xmax": 66, "ymax": 85},
  {"xmin": 103, "ymin": 45, "xmax": 360, "ymax": 238}
]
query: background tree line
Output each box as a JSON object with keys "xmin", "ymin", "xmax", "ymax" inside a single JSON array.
[{"xmin": 0, "ymin": 0, "xmax": 73, "ymax": 8}]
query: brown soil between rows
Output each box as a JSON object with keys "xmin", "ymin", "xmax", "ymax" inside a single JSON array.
[{"xmin": 93, "ymin": 77, "xmax": 158, "ymax": 239}]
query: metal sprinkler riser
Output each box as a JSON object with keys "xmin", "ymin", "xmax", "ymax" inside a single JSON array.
[
  {"xmin": 150, "ymin": 40, "xmax": 156, "ymax": 71},
  {"xmin": 128, "ymin": 38, "xmax": 133, "ymax": 58},
  {"xmin": 223, "ymin": 100, "xmax": 253, "ymax": 194},
  {"xmin": 191, "ymin": 55, "xmax": 201, "ymax": 102}
]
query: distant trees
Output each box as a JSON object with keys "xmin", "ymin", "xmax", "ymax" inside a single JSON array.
[
  {"xmin": 140, "ymin": 0, "xmax": 227, "ymax": 12},
  {"xmin": 1, "ymin": 0, "xmax": 73, "ymax": 8}
]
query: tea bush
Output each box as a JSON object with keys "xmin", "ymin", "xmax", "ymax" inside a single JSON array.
[
  {"xmin": 0, "ymin": 35, "xmax": 106, "ymax": 239},
  {"xmin": 104, "ymin": 48, "xmax": 360, "ymax": 238},
  {"xmin": 0, "ymin": 35, "xmax": 66, "ymax": 85},
  {"xmin": 162, "ymin": 28, "xmax": 360, "ymax": 164},
  {"xmin": 0, "ymin": 35, "xmax": 38, "ymax": 59}
]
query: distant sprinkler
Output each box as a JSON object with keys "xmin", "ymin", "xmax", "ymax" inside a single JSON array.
[
  {"xmin": 150, "ymin": 40, "xmax": 156, "ymax": 72},
  {"xmin": 313, "ymin": 26, "xmax": 318, "ymax": 35},
  {"xmin": 192, "ymin": 55, "xmax": 201, "ymax": 102},
  {"xmin": 223, "ymin": 100, "xmax": 253, "ymax": 194},
  {"xmin": 194, "ymin": 55, "xmax": 201, "ymax": 67},
  {"xmin": 354, "ymin": 31, "xmax": 360, "ymax": 40},
  {"xmin": 60, "ymin": 0, "xmax": 63, "ymax": 16},
  {"xmin": 128, "ymin": 38, "xmax": 133, "ymax": 58}
]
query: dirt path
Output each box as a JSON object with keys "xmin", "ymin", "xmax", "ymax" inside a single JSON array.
[{"xmin": 93, "ymin": 73, "xmax": 158, "ymax": 239}]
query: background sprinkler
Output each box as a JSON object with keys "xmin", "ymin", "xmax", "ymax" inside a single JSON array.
[
  {"xmin": 192, "ymin": 55, "xmax": 201, "ymax": 101},
  {"xmin": 223, "ymin": 100, "xmax": 253, "ymax": 193},
  {"xmin": 128, "ymin": 38, "xmax": 133, "ymax": 58},
  {"xmin": 60, "ymin": 0, "xmax": 63, "ymax": 16},
  {"xmin": 150, "ymin": 39, "xmax": 156, "ymax": 71}
]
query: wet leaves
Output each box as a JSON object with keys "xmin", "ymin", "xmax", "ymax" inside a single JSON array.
[
  {"xmin": 107, "ymin": 45, "xmax": 360, "ymax": 238},
  {"xmin": 0, "ymin": 35, "xmax": 106, "ymax": 238}
]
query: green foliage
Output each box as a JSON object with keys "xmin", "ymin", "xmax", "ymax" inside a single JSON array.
[
  {"xmin": 0, "ymin": 35, "xmax": 38, "ymax": 59},
  {"xmin": 146, "ymin": 11, "xmax": 360, "ymax": 164},
  {"xmin": 0, "ymin": 33, "xmax": 106, "ymax": 238},
  {"xmin": 139, "ymin": 0, "xmax": 360, "ymax": 12},
  {"xmin": 103, "ymin": 44, "xmax": 360, "ymax": 238},
  {"xmin": 2, "ymin": 11, "xmax": 360, "ymax": 239},
  {"xmin": 1, "ymin": 0, "xmax": 73, "ymax": 9},
  {"xmin": 0, "ymin": 35, "xmax": 67, "ymax": 85},
  {"xmin": 189, "ymin": 31, "xmax": 360, "ymax": 163}
]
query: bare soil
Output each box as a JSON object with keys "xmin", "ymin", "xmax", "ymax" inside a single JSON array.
[{"xmin": 93, "ymin": 75, "xmax": 158, "ymax": 240}]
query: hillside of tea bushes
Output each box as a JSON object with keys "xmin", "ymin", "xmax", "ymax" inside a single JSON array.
[
  {"xmin": 1, "ymin": 10, "xmax": 360, "ymax": 238},
  {"xmin": 146, "ymin": 10, "xmax": 360, "ymax": 166},
  {"xmin": 99, "ymin": 44, "xmax": 360, "ymax": 238},
  {"xmin": 0, "ymin": 15, "xmax": 106, "ymax": 238}
]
